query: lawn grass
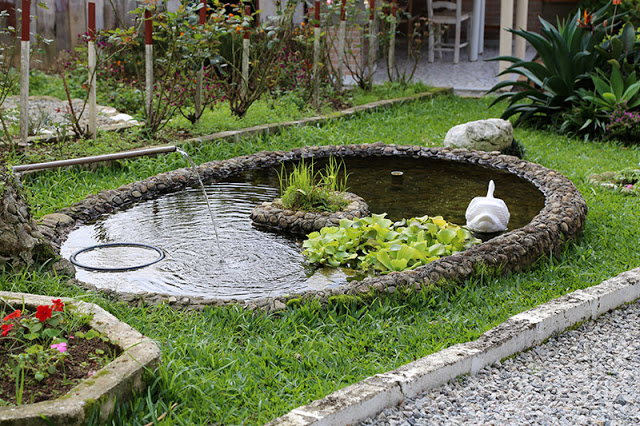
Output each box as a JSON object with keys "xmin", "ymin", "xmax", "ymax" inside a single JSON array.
[
  {"xmin": 3, "ymin": 95, "xmax": 640, "ymax": 424},
  {"xmin": 2, "ymin": 76, "xmax": 432, "ymax": 165}
]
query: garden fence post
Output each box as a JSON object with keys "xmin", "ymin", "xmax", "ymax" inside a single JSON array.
[
  {"xmin": 388, "ymin": 0, "xmax": 397, "ymax": 81},
  {"xmin": 195, "ymin": 0, "xmax": 206, "ymax": 124},
  {"xmin": 313, "ymin": 0, "xmax": 320, "ymax": 109},
  {"xmin": 367, "ymin": 0, "xmax": 375, "ymax": 90},
  {"xmin": 19, "ymin": 0, "xmax": 31, "ymax": 148},
  {"xmin": 88, "ymin": 1, "xmax": 97, "ymax": 139},
  {"xmin": 241, "ymin": 4, "xmax": 251, "ymax": 99},
  {"xmin": 336, "ymin": 0, "xmax": 347, "ymax": 92},
  {"xmin": 144, "ymin": 9, "xmax": 154, "ymax": 121}
]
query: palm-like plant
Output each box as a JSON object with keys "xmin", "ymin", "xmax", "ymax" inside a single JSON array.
[{"xmin": 487, "ymin": 4, "xmax": 613, "ymax": 128}]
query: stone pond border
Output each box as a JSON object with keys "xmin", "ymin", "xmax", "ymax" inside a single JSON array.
[
  {"xmin": 250, "ymin": 192, "xmax": 370, "ymax": 235},
  {"xmin": 0, "ymin": 291, "xmax": 161, "ymax": 425},
  {"xmin": 37, "ymin": 143, "xmax": 588, "ymax": 311}
]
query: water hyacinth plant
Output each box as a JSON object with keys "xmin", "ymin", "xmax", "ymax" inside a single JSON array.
[{"xmin": 303, "ymin": 213, "xmax": 481, "ymax": 273}]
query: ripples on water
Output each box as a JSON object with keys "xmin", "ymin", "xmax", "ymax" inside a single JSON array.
[{"xmin": 61, "ymin": 157, "xmax": 545, "ymax": 300}]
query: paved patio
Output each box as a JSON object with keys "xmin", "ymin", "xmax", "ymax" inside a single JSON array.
[{"xmin": 372, "ymin": 41, "xmax": 536, "ymax": 97}]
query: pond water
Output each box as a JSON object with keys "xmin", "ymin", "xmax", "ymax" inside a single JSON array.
[{"xmin": 61, "ymin": 156, "xmax": 545, "ymax": 300}]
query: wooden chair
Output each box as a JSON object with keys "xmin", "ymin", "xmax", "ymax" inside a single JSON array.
[{"xmin": 427, "ymin": 0, "xmax": 472, "ymax": 64}]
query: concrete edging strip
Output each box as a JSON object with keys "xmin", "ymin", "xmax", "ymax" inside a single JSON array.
[
  {"xmin": 0, "ymin": 291, "xmax": 161, "ymax": 425},
  {"xmin": 268, "ymin": 267, "xmax": 640, "ymax": 425}
]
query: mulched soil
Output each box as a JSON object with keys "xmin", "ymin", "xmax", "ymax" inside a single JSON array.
[{"xmin": 0, "ymin": 325, "xmax": 121, "ymax": 406}]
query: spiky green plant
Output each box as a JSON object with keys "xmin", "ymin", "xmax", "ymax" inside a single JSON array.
[{"xmin": 487, "ymin": 5, "xmax": 613, "ymax": 129}]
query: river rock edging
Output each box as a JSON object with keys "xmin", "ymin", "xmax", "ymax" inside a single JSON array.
[
  {"xmin": 250, "ymin": 192, "xmax": 370, "ymax": 235},
  {"xmin": 38, "ymin": 143, "xmax": 588, "ymax": 311}
]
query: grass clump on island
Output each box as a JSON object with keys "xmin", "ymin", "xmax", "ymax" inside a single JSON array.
[
  {"xmin": 278, "ymin": 157, "xmax": 349, "ymax": 213},
  {"xmin": 2, "ymin": 96, "xmax": 640, "ymax": 424}
]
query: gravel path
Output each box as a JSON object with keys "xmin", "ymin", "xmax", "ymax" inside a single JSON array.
[
  {"xmin": 360, "ymin": 300, "xmax": 640, "ymax": 426},
  {"xmin": 1, "ymin": 95, "xmax": 137, "ymax": 136}
]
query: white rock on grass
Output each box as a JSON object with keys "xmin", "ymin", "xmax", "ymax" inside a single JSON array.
[{"xmin": 444, "ymin": 118, "xmax": 513, "ymax": 152}]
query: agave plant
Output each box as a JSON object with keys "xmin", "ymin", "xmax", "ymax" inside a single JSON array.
[{"xmin": 487, "ymin": 4, "xmax": 614, "ymax": 129}]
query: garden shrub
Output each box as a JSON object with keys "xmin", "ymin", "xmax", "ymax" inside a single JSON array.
[{"xmin": 489, "ymin": 3, "xmax": 640, "ymax": 141}]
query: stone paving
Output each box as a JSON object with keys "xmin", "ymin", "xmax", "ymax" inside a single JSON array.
[{"xmin": 373, "ymin": 42, "xmax": 536, "ymax": 96}]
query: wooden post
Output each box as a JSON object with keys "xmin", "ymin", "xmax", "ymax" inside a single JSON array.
[
  {"xmin": 20, "ymin": 0, "xmax": 31, "ymax": 147},
  {"xmin": 313, "ymin": 0, "xmax": 321, "ymax": 109},
  {"xmin": 367, "ymin": 0, "xmax": 375, "ymax": 90},
  {"xmin": 388, "ymin": 0, "xmax": 397, "ymax": 80},
  {"xmin": 145, "ymin": 9, "xmax": 154, "ymax": 120},
  {"xmin": 336, "ymin": 0, "xmax": 347, "ymax": 91},
  {"xmin": 88, "ymin": 1, "xmax": 97, "ymax": 139},
  {"xmin": 195, "ymin": 0, "xmax": 206, "ymax": 124},
  {"xmin": 241, "ymin": 4, "xmax": 251, "ymax": 99}
]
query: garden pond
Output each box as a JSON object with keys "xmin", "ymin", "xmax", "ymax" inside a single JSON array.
[{"xmin": 60, "ymin": 156, "xmax": 545, "ymax": 301}]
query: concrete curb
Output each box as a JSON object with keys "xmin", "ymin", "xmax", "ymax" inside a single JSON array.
[
  {"xmin": 0, "ymin": 292, "xmax": 161, "ymax": 426},
  {"xmin": 267, "ymin": 267, "xmax": 640, "ymax": 425}
]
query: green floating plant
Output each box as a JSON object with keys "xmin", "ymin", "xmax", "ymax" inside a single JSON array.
[{"xmin": 302, "ymin": 213, "xmax": 481, "ymax": 274}]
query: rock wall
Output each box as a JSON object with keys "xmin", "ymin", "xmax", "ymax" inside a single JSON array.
[
  {"xmin": 0, "ymin": 166, "xmax": 58, "ymax": 270},
  {"xmin": 250, "ymin": 192, "xmax": 370, "ymax": 235}
]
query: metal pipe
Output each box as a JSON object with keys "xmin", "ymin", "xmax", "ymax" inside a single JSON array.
[{"xmin": 12, "ymin": 145, "xmax": 178, "ymax": 173}]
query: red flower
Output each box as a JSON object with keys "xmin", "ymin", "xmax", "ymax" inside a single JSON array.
[
  {"xmin": 51, "ymin": 299, "xmax": 64, "ymax": 312},
  {"xmin": 3, "ymin": 310, "xmax": 21, "ymax": 321},
  {"xmin": 36, "ymin": 305, "xmax": 53, "ymax": 322},
  {"xmin": 613, "ymin": 0, "xmax": 621, "ymax": 5},
  {"xmin": 1, "ymin": 323, "xmax": 13, "ymax": 337}
]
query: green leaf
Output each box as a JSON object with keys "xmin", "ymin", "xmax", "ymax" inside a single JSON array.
[
  {"xmin": 376, "ymin": 250, "xmax": 393, "ymax": 270},
  {"xmin": 84, "ymin": 329, "xmax": 100, "ymax": 340},
  {"xmin": 25, "ymin": 333, "xmax": 40, "ymax": 341},
  {"xmin": 28, "ymin": 323, "xmax": 43, "ymax": 334},
  {"xmin": 390, "ymin": 258, "xmax": 408, "ymax": 271},
  {"xmin": 436, "ymin": 229, "xmax": 456, "ymax": 244},
  {"xmin": 602, "ymin": 92, "xmax": 617, "ymax": 104},
  {"xmin": 610, "ymin": 67, "xmax": 624, "ymax": 100},
  {"xmin": 42, "ymin": 328, "xmax": 61, "ymax": 338}
]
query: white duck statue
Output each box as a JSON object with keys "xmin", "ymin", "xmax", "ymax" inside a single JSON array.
[{"xmin": 465, "ymin": 180, "xmax": 510, "ymax": 233}]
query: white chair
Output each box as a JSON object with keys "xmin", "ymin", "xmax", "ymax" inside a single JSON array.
[{"xmin": 427, "ymin": 0, "xmax": 472, "ymax": 64}]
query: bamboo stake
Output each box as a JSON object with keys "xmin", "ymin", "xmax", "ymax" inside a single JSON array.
[
  {"xmin": 88, "ymin": 1, "xmax": 97, "ymax": 139},
  {"xmin": 241, "ymin": 4, "xmax": 251, "ymax": 99},
  {"xmin": 195, "ymin": 0, "xmax": 206, "ymax": 124},
  {"xmin": 19, "ymin": 0, "xmax": 31, "ymax": 148},
  {"xmin": 313, "ymin": 0, "xmax": 321, "ymax": 109},
  {"xmin": 336, "ymin": 0, "xmax": 347, "ymax": 91},
  {"xmin": 145, "ymin": 9, "xmax": 154, "ymax": 120},
  {"xmin": 388, "ymin": 0, "xmax": 397, "ymax": 80},
  {"xmin": 367, "ymin": 0, "xmax": 375, "ymax": 90}
]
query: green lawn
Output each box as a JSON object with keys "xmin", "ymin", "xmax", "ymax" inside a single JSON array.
[{"xmin": 2, "ymin": 95, "xmax": 640, "ymax": 425}]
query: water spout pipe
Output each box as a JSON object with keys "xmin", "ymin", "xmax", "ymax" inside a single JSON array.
[{"xmin": 11, "ymin": 145, "xmax": 177, "ymax": 174}]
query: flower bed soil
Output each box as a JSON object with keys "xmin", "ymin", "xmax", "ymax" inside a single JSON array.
[{"xmin": 0, "ymin": 324, "xmax": 121, "ymax": 406}]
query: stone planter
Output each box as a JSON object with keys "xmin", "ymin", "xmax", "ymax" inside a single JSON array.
[
  {"xmin": 0, "ymin": 292, "xmax": 161, "ymax": 426},
  {"xmin": 250, "ymin": 192, "xmax": 370, "ymax": 235}
]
